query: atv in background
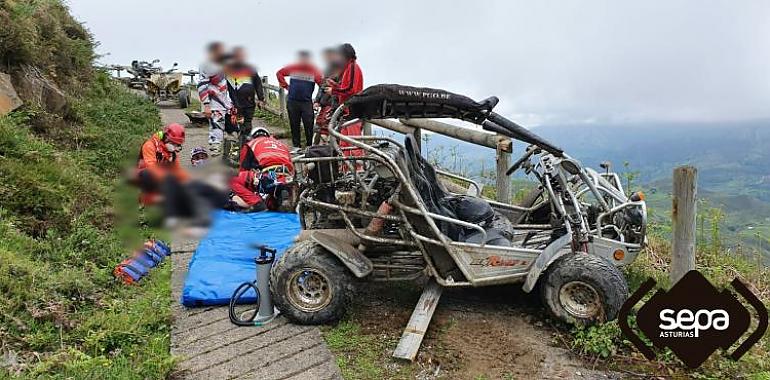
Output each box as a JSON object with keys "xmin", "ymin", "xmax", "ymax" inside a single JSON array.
[
  {"xmin": 126, "ymin": 59, "xmax": 192, "ymax": 108},
  {"xmin": 273, "ymin": 84, "xmax": 647, "ymax": 330}
]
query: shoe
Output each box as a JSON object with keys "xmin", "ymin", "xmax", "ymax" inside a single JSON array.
[{"xmin": 290, "ymin": 147, "xmax": 302, "ymax": 154}]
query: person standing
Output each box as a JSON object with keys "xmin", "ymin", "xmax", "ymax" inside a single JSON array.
[
  {"xmin": 324, "ymin": 43, "xmax": 363, "ymax": 104},
  {"xmin": 226, "ymin": 46, "xmax": 265, "ymax": 138},
  {"xmin": 324, "ymin": 43, "xmax": 364, "ymax": 159},
  {"xmin": 276, "ymin": 50, "xmax": 322, "ymax": 151},
  {"xmin": 313, "ymin": 47, "xmax": 343, "ymax": 143},
  {"xmin": 198, "ymin": 42, "xmax": 234, "ymax": 156}
]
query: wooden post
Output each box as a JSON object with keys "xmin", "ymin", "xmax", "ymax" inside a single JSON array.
[
  {"xmin": 495, "ymin": 138, "xmax": 511, "ymax": 204},
  {"xmin": 278, "ymin": 88, "xmax": 287, "ymax": 119},
  {"xmin": 671, "ymin": 165, "xmax": 697, "ymax": 284}
]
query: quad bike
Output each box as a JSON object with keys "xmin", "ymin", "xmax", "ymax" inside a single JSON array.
[
  {"xmin": 130, "ymin": 59, "xmax": 191, "ymax": 108},
  {"xmin": 271, "ymin": 84, "xmax": 647, "ymax": 329}
]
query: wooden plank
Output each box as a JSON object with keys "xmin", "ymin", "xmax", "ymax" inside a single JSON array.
[
  {"xmin": 393, "ymin": 279, "xmax": 443, "ymax": 361},
  {"xmin": 671, "ymin": 165, "xmax": 697, "ymax": 284},
  {"xmin": 495, "ymin": 139, "xmax": 511, "ymax": 204},
  {"xmin": 368, "ymin": 119, "xmax": 415, "ymax": 135},
  {"xmin": 401, "ymin": 118, "xmax": 511, "ymax": 152}
]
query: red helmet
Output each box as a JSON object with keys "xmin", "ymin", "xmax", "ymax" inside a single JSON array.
[{"xmin": 163, "ymin": 123, "xmax": 185, "ymax": 145}]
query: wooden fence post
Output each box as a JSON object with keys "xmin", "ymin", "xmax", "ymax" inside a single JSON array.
[
  {"xmin": 671, "ymin": 165, "xmax": 697, "ymax": 284},
  {"xmin": 495, "ymin": 138, "xmax": 511, "ymax": 204},
  {"xmin": 278, "ymin": 88, "xmax": 287, "ymax": 119}
]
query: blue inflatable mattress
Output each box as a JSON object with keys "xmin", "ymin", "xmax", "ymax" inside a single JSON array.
[{"xmin": 181, "ymin": 210, "xmax": 301, "ymax": 307}]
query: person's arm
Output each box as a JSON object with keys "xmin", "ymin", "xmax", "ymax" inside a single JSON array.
[
  {"xmin": 252, "ymin": 70, "xmax": 265, "ymax": 102},
  {"xmin": 276, "ymin": 65, "xmax": 291, "ymax": 89},
  {"xmin": 141, "ymin": 140, "xmax": 172, "ymax": 181},
  {"xmin": 331, "ymin": 63, "xmax": 357, "ymax": 98},
  {"xmin": 229, "ymin": 172, "xmax": 263, "ymax": 206}
]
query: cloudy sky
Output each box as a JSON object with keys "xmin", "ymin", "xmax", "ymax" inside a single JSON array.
[{"xmin": 68, "ymin": 0, "xmax": 769, "ymax": 126}]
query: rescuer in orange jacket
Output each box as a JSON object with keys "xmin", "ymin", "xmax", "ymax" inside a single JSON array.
[{"xmin": 134, "ymin": 123, "xmax": 189, "ymax": 205}]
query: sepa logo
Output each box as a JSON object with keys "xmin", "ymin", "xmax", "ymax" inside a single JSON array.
[
  {"xmin": 658, "ymin": 308, "xmax": 730, "ymax": 338},
  {"xmin": 619, "ymin": 270, "xmax": 768, "ymax": 368}
]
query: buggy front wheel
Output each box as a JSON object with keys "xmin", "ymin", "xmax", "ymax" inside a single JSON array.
[
  {"xmin": 540, "ymin": 253, "xmax": 628, "ymax": 326},
  {"xmin": 270, "ymin": 241, "xmax": 354, "ymax": 324}
]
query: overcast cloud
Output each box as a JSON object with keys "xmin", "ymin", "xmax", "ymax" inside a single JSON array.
[{"xmin": 68, "ymin": 0, "xmax": 770, "ymax": 126}]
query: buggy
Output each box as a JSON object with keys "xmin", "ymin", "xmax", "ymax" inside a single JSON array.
[{"xmin": 271, "ymin": 85, "xmax": 647, "ymax": 330}]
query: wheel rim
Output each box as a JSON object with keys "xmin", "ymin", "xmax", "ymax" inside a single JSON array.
[
  {"xmin": 558, "ymin": 281, "xmax": 602, "ymax": 319},
  {"xmin": 286, "ymin": 268, "xmax": 333, "ymax": 312}
]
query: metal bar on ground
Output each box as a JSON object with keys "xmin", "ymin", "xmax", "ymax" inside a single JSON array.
[{"xmin": 393, "ymin": 279, "xmax": 443, "ymax": 361}]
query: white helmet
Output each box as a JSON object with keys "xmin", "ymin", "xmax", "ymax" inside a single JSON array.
[{"xmin": 250, "ymin": 127, "xmax": 270, "ymax": 139}]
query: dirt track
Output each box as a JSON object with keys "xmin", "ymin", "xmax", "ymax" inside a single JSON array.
[{"xmin": 351, "ymin": 282, "xmax": 622, "ymax": 380}]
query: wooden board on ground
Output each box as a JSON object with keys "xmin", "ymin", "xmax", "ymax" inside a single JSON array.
[{"xmin": 393, "ymin": 279, "xmax": 443, "ymax": 361}]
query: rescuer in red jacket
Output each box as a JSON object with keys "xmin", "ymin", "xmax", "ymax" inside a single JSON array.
[
  {"xmin": 230, "ymin": 127, "xmax": 294, "ymax": 211},
  {"xmin": 238, "ymin": 127, "xmax": 294, "ymax": 173}
]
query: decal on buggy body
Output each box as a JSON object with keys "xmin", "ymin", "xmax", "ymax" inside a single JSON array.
[{"xmin": 469, "ymin": 256, "xmax": 530, "ymax": 267}]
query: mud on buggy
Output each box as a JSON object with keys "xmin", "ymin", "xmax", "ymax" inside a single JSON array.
[{"xmin": 270, "ymin": 84, "xmax": 647, "ymax": 327}]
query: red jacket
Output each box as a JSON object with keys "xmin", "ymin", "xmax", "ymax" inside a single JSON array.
[
  {"xmin": 332, "ymin": 59, "xmax": 363, "ymax": 104},
  {"xmin": 229, "ymin": 170, "xmax": 263, "ymax": 207},
  {"xmin": 239, "ymin": 136, "xmax": 294, "ymax": 173}
]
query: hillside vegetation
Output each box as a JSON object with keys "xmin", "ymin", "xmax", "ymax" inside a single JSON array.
[{"xmin": 0, "ymin": 1, "xmax": 172, "ymax": 378}]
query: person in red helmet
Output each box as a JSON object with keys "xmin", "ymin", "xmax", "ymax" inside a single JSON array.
[{"xmin": 134, "ymin": 123, "xmax": 189, "ymax": 204}]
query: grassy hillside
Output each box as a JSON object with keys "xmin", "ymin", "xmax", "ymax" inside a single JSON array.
[
  {"xmin": 0, "ymin": 74, "xmax": 173, "ymax": 379},
  {"xmin": 0, "ymin": 1, "xmax": 173, "ymax": 377}
]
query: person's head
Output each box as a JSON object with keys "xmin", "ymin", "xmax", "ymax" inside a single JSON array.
[
  {"xmin": 338, "ymin": 43, "xmax": 356, "ymax": 61},
  {"xmin": 207, "ymin": 41, "xmax": 225, "ymax": 63},
  {"xmin": 190, "ymin": 146, "xmax": 209, "ymax": 167},
  {"xmin": 162, "ymin": 123, "xmax": 185, "ymax": 152},
  {"xmin": 249, "ymin": 127, "xmax": 270, "ymax": 140},
  {"xmin": 322, "ymin": 47, "xmax": 342, "ymax": 69},
  {"xmin": 232, "ymin": 46, "xmax": 246, "ymax": 64},
  {"xmin": 297, "ymin": 50, "xmax": 311, "ymax": 64}
]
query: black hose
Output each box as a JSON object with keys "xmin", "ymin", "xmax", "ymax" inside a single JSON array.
[{"xmin": 228, "ymin": 281, "xmax": 261, "ymax": 326}]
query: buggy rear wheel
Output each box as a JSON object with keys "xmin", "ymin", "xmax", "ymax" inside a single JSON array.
[
  {"xmin": 540, "ymin": 253, "xmax": 628, "ymax": 326},
  {"xmin": 270, "ymin": 241, "xmax": 354, "ymax": 324}
]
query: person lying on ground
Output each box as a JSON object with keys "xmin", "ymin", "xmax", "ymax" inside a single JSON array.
[{"xmin": 276, "ymin": 50, "xmax": 322, "ymax": 150}]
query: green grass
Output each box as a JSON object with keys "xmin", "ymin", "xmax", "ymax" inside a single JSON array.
[
  {"xmin": 0, "ymin": 0, "xmax": 95, "ymax": 92},
  {"xmin": 0, "ymin": 75, "xmax": 172, "ymax": 379}
]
